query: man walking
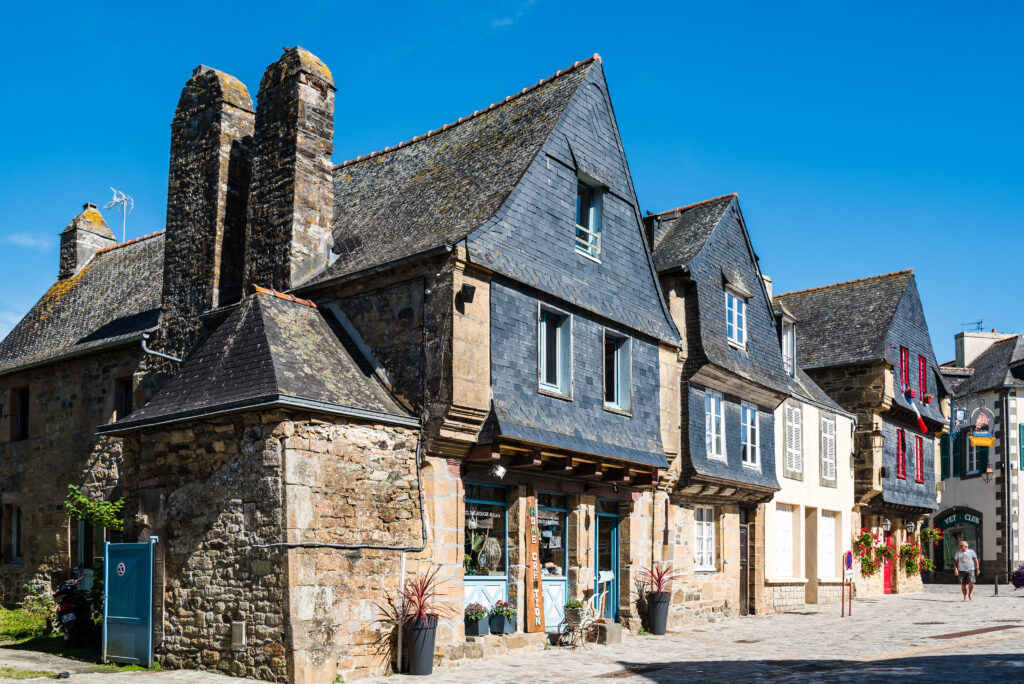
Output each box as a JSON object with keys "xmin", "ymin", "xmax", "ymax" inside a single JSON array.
[{"xmin": 953, "ymin": 540, "xmax": 980, "ymax": 601}]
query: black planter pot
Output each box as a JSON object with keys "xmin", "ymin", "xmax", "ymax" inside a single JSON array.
[
  {"xmin": 489, "ymin": 614, "xmax": 515, "ymax": 634},
  {"xmin": 404, "ymin": 614, "xmax": 438, "ymax": 675},
  {"xmin": 647, "ymin": 592, "xmax": 670, "ymax": 635},
  {"xmin": 464, "ymin": 617, "xmax": 489, "ymax": 637}
]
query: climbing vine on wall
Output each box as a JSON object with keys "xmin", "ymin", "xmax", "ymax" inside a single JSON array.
[{"xmin": 64, "ymin": 485, "xmax": 124, "ymax": 532}]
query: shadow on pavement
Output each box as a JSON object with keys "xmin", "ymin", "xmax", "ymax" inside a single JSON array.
[{"xmin": 600, "ymin": 652, "xmax": 1024, "ymax": 683}]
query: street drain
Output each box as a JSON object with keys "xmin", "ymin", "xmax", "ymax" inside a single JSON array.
[
  {"xmin": 735, "ymin": 639, "xmax": 762, "ymax": 643},
  {"xmin": 595, "ymin": 664, "xmax": 664, "ymax": 678},
  {"xmin": 929, "ymin": 624, "xmax": 1023, "ymax": 640},
  {"xmin": 913, "ymin": 621, "xmax": 945, "ymax": 625}
]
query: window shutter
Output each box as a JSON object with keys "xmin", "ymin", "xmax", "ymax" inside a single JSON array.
[
  {"xmin": 915, "ymin": 436, "xmax": 924, "ymax": 483},
  {"xmin": 896, "ymin": 430, "xmax": 906, "ymax": 477},
  {"xmin": 952, "ymin": 434, "xmax": 962, "ymax": 476},
  {"xmin": 979, "ymin": 445, "xmax": 989, "ymax": 472},
  {"xmin": 940, "ymin": 435, "xmax": 950, "ymax": 479},
  {"xmin": 918, "ymin": 355, "xmax": 927, "ymax": 395},
  {"xmin": 775, "ymin": 505, "xmax": 793, "ymax": 577}
]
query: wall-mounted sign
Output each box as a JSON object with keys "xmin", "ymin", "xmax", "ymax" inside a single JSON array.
[
  {"xmin": 523, "ymin": 496, "xmax": 545, "ymax": 633},
  {"xmin": 940, "ymin": 511, "xmax": 981, "ymax": 528},
  {"xmin": 970, "ymin": 407, "xmax": 995, "ymax": 437}
]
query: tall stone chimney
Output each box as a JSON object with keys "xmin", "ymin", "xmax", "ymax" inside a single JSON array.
[
  {"xmin": 160, "ymin": 65, "xmax": 255, "ymax": 358},
  {"xmin": 955, "ymin": 330, "xmax": 1014, "ymax": 367},
  {"xmin": 243, "ymin": 47, "xmax": 335, "ymax": 292},
  {"xmin": 59, "ymin": 203, "xmax": 115, "ymax": 278}
]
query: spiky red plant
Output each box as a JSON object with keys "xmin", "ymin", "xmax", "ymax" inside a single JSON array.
[
  {"xmin": 641, "ymin": 563, "xmax": 683, "ymax": 594},
  {"xmin": 400, "ymin": 566, "xmax": 452, "ymax": 624}
]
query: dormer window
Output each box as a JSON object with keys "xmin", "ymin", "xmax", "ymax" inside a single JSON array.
[
  {"xmin": 726, "ymin": 290, "xmax": 747, "ymax": 347},
  {"xmin": 782, "ymin": 320, "xmax": 796, "ymax": 376},
  {"xmin": 575, "ymin": 181, "xmax": 602, "ymax": 260},
  {"xmin": 918, "ymin": 355, "xmax": 927, "ymax": 397},
  {"xmin": 899, "ymin": 346, "xmax": 910, "ymax": 390}
]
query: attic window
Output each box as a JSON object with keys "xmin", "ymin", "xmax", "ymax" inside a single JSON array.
[
  {"xmin": 575, "ymin": 181, "xmax": 602, "ymax": 260},
  {"xmin": 782, "ymin": 320, "xmax": 796, "ymax": 376},
  {"xmin": 726, "ymin": 289, "xmax": 747, "ymax": 347}
]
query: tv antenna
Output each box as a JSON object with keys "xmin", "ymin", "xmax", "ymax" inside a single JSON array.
[
  {"xmin": 960, "ymin": 319, "xmax": 983, "ymax": 332},
  {"xmin": 103, "ymin": 187, "xmax": 134, "ymax": 242}
]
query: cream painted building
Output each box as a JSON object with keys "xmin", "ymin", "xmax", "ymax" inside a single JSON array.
[{"xmin": 761, "ymin": 309, "xmax": 856, "ymax": 612}]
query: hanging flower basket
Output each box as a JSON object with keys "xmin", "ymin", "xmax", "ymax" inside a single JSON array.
[
  {"xmin": 899, "ymin": 542, "xmax": 923, "ymax": 574},
  {"xmin": 860, "ymin": 556, "xmax": 881, "ymax": 577},
  {"xmin": 853, "ymin": 528, "xmax": 877, "ymax": 557},
  {"xmin": 920, "ymin": 525, "xmax": 943, "ymax": 544},
  {"xmin": 876, "ymin": 541, "xmax": 896, "ymax": 562},
  {"xmin": 920, "ymin": 558, "xmax": 935, "ymax": 573}
]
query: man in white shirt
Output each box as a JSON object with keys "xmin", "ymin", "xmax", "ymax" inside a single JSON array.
[{"xmin": 953, "ymin": 540, "xmax": 980, "ymax": 601}]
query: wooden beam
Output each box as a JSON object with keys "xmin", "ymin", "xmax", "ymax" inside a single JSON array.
[
  {"xmin": 574, "ymin": 462, "xmax": 603, "ymax": 479},
  {"xmin": 602, "ymin": 468, "xmax": 631, "ymax": 485},
  {"xmin": 542, "ymin": 457, "xmax": 573, "ymax": 474},
  {"xmin": 511, "ymin": 451, "xmax": 543, "ymax": 468},
  {"xmin": 467, "ymin": 443, "xmax": 500, "ymax": 462},
  {"xmin": 633, "ymin": 469, "xmax": 661, "ymax": 487}
]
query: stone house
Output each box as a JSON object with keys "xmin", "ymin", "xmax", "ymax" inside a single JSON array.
[
  {"xmin": 644, "ymin": 195, "xmax": 793, "ymax": 621},
  {"xmin": 936, "ymin": 331, "xmax": 1024, "ymax": 579},
  {"xmin": 774, "ymin": 271, "xmax": 949, "ymax": 595},
  {"xmin": 762, "ymin": 294, "xmax": 856, "ymax": 613}
]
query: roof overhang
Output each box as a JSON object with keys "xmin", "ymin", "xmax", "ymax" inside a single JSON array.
[
  {"xmin": 0, "ymin": 329, "xmax": 156, "ymax": 378},
  {"xmin": 97, "ymin": 393, "xmax": 420, "ymax": 435},
  {"xmin": 692, "ymin": 364, "xmax": 789, "ymax": 410}
]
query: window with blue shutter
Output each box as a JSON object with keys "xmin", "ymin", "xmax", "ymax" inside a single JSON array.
[
  {"xmin": 952, "ymin": 434, "xmax": 962, "ymax": 477},
  {"xmin": 940, "ymin": 435, "xmax": 950, "ymax": 480}
]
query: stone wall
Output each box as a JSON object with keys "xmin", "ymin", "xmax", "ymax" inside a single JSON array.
[
  {"xmin": 0, "ymin": 346, "xmax": 143, "ymax": 605},
  {"xmin": 764, "ymin": 581, "xmax": 805, "ymax": 613}
]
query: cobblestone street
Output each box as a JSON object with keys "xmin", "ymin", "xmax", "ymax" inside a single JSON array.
[{"xmin": 367, "ymin": 584, "xmax": 1024, "ymax": 683}]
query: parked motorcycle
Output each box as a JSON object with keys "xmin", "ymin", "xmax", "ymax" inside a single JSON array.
[{"xmin": 53, "ymin": 577, "xmax": 92, "ymax": 646}]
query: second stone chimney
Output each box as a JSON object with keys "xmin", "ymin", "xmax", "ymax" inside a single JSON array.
[
  {"xmin": 59, "ymin": 203, "xmax": 115, "ymax": 278},
  {"xmin": 243, "ymin": 47, "xmax": 335, "ymax": 292},
  {"xmin": 955, "ymin": 330, "xmax": 1014, "ymax": 367}
]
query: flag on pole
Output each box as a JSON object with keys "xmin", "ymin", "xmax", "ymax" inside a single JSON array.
[{"xmin": 905, "ymin": 391, "xmax": 928, "ymax": 434}]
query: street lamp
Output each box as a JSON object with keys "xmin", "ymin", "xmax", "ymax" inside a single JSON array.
[
  {"xmin": 881, "ymin": 518, "xmax": 892, "ymax": 532},
  {"xmin": 982, "ymin": 465, "xmax": 995, "ymax": 483},
  {"xmin": 906, "ymin": 521, "xmax": 916, "ymax": 534},
  {"xmin": 869, "ymin": 429, "xmax": 885, "ymax": 450}
]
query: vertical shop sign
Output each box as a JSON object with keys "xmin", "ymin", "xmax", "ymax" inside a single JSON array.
[{"xmin": 524, "ymin": 494, "xmax": 545, "ymax": 632}]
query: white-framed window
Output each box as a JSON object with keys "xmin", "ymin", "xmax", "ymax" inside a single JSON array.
[
  {"xmin": 782, "ymin": 320, "xmax": 796, "ymax": 376},
  {"xmin": 784, "ymin": 404, "xmax": 803, "ymax": 474},
  {"xmin": 694, "ymin": 506, "xmax": 716, "ymax": 570},
  {"xmin": 726, "ymin": 290, "xmax": 747, "ymax": 347},
  {"xmin": 603, "ymin": 330, "xmax": 631, "ymax": 412},
  {"xmin": 538, "ymin": 306, "xmax": 572, "ymax": 396},
  {"xmin": 966, "ymin": 442, "xmax": 981, "ymax": 474},
  {"xmin": 704, "ymin": 390, "xmax": 725, "ymax": 460},
  {"xmin": 775, "ymin": 504, "xmax": 793, "ymax": 577},
  {"xmin": 820, "ymin": 511, "xmax": 837, "ymax": 578},
  {"xmin": 821, "ymin": 416, "xmax": 836, "ymax": 481},
  {"xmin": 575, "ymin": 181, "xmax": 603, "ymax": 260},
  {"xmin": 741, "ymin": 402, "xmax": 759, "ymax": 467}
]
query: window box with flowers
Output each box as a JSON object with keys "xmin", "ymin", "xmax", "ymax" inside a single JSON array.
[
  {"xmin": 923, "ymin": 393, "xmax": 934, "ymax": 405},
  {"xmin": 905, "ymin": 388, "xmax": 917, "ymax": 398}
]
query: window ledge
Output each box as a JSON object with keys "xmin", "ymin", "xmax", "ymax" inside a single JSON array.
[
  {"xmin": 742, "ymin": 462, "xmax": 760, "ymax": 470},
  {"xmin": 727, "ymin": 340, "xmax": 747, "ymax": 352},
  {"xmin": 602, "ymin": 404, "xmax": 632, "ymax": 418},
  {"xmin": 706, "ymin": 454, "xmax": 727, "ymax": 463},
  {"xmin": 694, "ymin": 567, "xmax": 718, "ymax": 574},
  {"xmin": 538, "ymin": 387, "xmax": 573, "ymax": 402},
  {"xmin": 765, "ymin": 576, "xmax": 808, "ymax": 585},
  {"xmin": 574, "ymin": 246, "xmax": 602, "ymax": 264}
]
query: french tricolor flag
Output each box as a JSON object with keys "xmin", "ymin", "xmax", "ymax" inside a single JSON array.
[{"xmin": 905, "ymin": 390, "xmax": 928, "ymax": 434}]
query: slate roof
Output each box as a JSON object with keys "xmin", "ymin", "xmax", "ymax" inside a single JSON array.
[
  {"xmin": 103, "ymin": 288, "xmax": 413, "ymax": 432},
  {"xmin": 0, "ymin": 232, "xmax": 165, "ymax": 375},
  {"xmin": 312, "ymin": 57, "xmax": 598, "ymax": 283},
  {"xmin": 773, "ymin": 270, "xmax": 915, "ymax": 370},
  {"xmin": 791, "ymin": 366, "xmax": 848, "ymax": 415},
  {"xmin": 939, "ymin": 365, "xmax": 974, "ymax": 394},
  {"xmin": 952, "ymin": 335, "xmax": 1024, "ymax": 396},
  {"xmin": 645, "ymin": 194, "xmax": 736, "ymax": 273}
]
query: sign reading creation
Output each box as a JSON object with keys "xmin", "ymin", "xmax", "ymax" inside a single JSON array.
[{"xmin": 524, "ymin": 495, "xmax": 545, "ymax": 633}]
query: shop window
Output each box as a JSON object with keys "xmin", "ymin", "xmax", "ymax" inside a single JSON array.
[
  {"xmin": 538, "ymin": 306, "xmax": 572, "ymax": 397},
  {"xmin": 603, "ymin": 331, "xmax": 631, "ymax": 413},
  {"xmin": 785, "ymin": 404, "xmax": 802, "ymax": 474},
  {"xmin": 896, "ymin": 430, "xmax": 907, "ymax": 478},
  {"xmin": 575, "ymin": 180, "xmax": 603, "ymax": 259},
  {"xmin": 537, "ymin": 493, "xmax": 567, "ymax": 578},
  {"xmin": 914, "ymin": 435, "xmax": 925, "ymax": 483},
  {"xmin": 741, "ymin": 402, "xmax": 758, "ymax": 467},
  {"xmin": 705, "ymin": 390, "xmax": 724, "ymax": 460},
  {"xmin": 726, "ymin": 290, "xmax": 746, "ymax": 347},
  {"xmin": 821, "ymin": 416, "xmax": 836, "ymax": 481},
  {"xmin": 464, "ymin": 483, "xmax": 507, "ymax": 577},
  {"xmin": 10, "ymin": 387, "xmax": 29, "ymax": 442},
  {"xmin": 113, "ymin": 377, "xmax": 133, "ymax": 421},
  {"xmin": 775, "ymin": 504, "xmax": 793, "ymax": 577},
  {"xmin": 694, "ymin": 506, "xmax": 715, "ymax": 570}
]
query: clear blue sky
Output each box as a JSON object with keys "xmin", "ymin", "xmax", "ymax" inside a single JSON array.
[{"xmin": 1, "ymin": 1, "xmax": 1020, "ymax": 362}]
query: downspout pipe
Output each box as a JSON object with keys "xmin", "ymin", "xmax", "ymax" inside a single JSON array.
[{"xmin": 141, "ymin": 333, "xmax": 184, "ymax": 364}]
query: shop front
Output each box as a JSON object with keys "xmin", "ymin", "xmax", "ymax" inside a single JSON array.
[
  {"xmin": 464, "ymin": 483, "xmax": 510, "ymax": 607},
  {"xmin": 933, "ymin": 507, "xmax": 982, "ymax": 574}
]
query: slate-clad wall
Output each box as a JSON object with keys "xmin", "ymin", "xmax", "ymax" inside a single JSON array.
[
  {"xmin": 686, "ymin": 204, "xmax": 791, "ymax": 393},
  {"xmin": 884, "ymin": 278, "xmax": 945, "ymax": 424},
  {"xmin": 489, "ymin": 278, "xmax": 664, "ymax": 462},
  {"xmin": 686, "ymin": 384, "xmax": 778, "ymax": 489},
  {"xmin": 881, "ymin": 415, "xmax": 937, "ymax": 509},
  {"xmin": 467, "ymin": 62, "xmax": 676, "ymax": 345}
]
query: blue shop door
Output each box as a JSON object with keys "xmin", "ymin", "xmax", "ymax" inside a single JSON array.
[{"xmin": 103, "ymin": 539, "xmax": 156, "ymax": 668}]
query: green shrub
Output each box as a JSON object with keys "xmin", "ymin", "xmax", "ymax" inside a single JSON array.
[{"xmin": 0, "ymin": 607, "xmax": 48, "ymax": 642}]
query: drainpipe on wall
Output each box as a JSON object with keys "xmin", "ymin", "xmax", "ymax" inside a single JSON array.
[{"xmin": 1004, "ymin": 392, "xmax": 1013, "ymax": 580}]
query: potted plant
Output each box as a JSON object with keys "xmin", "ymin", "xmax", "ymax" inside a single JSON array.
[
  {"xmin": 1011, "ymin": 563, "xmax": 1024, "ymax": 590},
  {"xmin": 564, "ymin": 599, "xmax": 584, "ymax": 628},
  {"xmin": 488, "ymin": 600, "xmax": 516, "ymax": 634},
  {"xmin": 399, "ymin": 567, "xmax": 450, "ymax": 676},
  {"xmin": 923, "ymin": 393, "xmax": 934, "ymax": 404},
  {"xmin": 464, "ymin": 602, "xmax": 488, "ymax": 637},
  {"xmin": 853, "ymin": 528, "xmax": 876, "ymax": 557},
  {"xmin": 640, "ymin": 563, "xmax": 681, "ymax": 635},
  {"xmin": 905, "ymin": 388, "xmax": 917, "ymax": 398}
]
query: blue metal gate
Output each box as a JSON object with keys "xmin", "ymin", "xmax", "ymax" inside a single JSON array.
[{"xmin": 103, "ymin": 538, "xmax": 156, "ymax": 667}]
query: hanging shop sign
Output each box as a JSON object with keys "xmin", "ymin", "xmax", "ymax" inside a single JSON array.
[
  {"xmin": 524, "ymin": 495, "xmax": 545, "ymax": 633},
  {"xmin": 970, "ymin": 407, "xmax": 995, "ymax": 437}
]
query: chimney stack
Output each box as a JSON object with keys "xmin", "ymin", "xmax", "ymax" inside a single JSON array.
[
  {"xmin": 954, "ymin": 330, "xmax": 1014, "ymax": 368},
  {"xmin": 243, "ymin": 47, "xmax": 335, "ymax": 292},
  {"xmin": 159, "ymin": 65, "xmax": 255, "ymax": 358},
  {"xmin": 59, "ymin": 203, "xmax": 115, "ymax": 278}
]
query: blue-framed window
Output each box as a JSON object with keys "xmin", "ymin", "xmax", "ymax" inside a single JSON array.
[
  {"xmin": 465, "ymin": 483, "xmax": 508, "ymax": 577},
  {"xmin": 603, "ymin": 330, "xmax": 631, "ymax": 413},
  {"xmin": 575, "ymin": 181, "xmax": 603, "ymax": 260},
  {"xmin": 538, "ymin": 493, "xmax": 568, "ymax": 577},
  {"xmin": 538, "ymin": 305, "xmax": 572, "ymax": 397}
]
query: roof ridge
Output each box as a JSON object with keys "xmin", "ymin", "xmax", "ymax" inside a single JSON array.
[
  {"xmin": 939, "ymin": 364, "xmax": 975, "ymax": 371},
  {"xmin": 335, "ymin": 55, "xmax": 600, "ymax": 169},
  {"xmin": 94, "ymin": 230, "xmax": 166, "ymax": 255},
  {"xmin": 646, "ymin": 194, "xmax": 737, "ymax": 219},
  {"xmin": 251, "ymin": 285, "xmax": 317, "ymax": 308},
  {"xmin": 775, "ymin": 269, "xmax": 914, "ymax": 298}
]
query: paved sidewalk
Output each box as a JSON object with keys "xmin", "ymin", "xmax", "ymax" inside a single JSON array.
[{"xmin": 368, "ymin": 584, "xmax": 1024, "ymax": 683}]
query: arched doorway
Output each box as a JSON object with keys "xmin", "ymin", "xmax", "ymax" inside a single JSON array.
[{"xmin": 934, "ymin": 507, "xmax": 982, "ymax": 573}]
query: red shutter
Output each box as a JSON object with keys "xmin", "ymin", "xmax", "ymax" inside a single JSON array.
[
  {"xmin": 915, "ymin": 436, "xmax": 924, "ymax": 483},
  {"xmin": 918, "ymin": 355, "xmax": 927, "ymax": 396},
  {"xmin": 896, "ymin": 429, "xmax": 906, "ymax": 478},
  {"xmin": 900, "ymin": 347, "xmax": 909, "ymax": 388}
]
